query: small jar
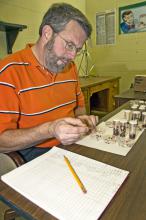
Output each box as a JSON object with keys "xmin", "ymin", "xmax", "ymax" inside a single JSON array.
[
  {"xmin": 129, "ymin": 100, "xmax": 138, "ymax": 107},
  {"xmin": 113, "ymin": 119, "xmax": 120, "ymax": 136},
  {"xmin": 142, "ymin": 112, "xmax": 146, "ymax": 128},
  {"xmin": 130, "ymin": 104, "xmax": 138, "ymax": 111},
  {"xmin": 131, "ymin": 110, "xmax": 141, "ymax": 121},
  {"xmin": 129, "ymin": 120, "xmax": 137, "ymax": 139},
  {"xmin": 138, "ymin": 100, "xmax": 145, "ymax": 105},
  {"xmin": 119, "ymin": 119, "xmax": 127, "ymax": 137},
  {"xmin": 124, "ymin": 109, "xmax": 131, "ymax": 122},
  {"xmin": 139, "ymin": 105, "xmax": 146, "ymax": 121}
]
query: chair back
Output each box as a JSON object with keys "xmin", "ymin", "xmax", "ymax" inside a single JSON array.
[{"xmin": 0, "ymin": 153, "xmax": 17, "ymax": 176}]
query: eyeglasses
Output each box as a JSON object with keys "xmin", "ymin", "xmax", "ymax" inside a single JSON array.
[{"xmin": 57, "ymin": 33, "xmax": 84, "ymax": 56}]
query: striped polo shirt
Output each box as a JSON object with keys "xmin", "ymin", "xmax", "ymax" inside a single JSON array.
[{"xmin": 0, "ymin": 45, "xmax": 85, "ymax": 147}]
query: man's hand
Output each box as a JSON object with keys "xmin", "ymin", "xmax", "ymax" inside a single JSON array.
[
  {"xmin": 0, "ymin": 115, "xmax": 98, "ymax": 152},
  {"xmin": 77, "ymin": 115, "xmax": 98, "ymax": 132},
  {"xmin": 49, "ymin": 117, "xmax": 89, "ymax": 145}
]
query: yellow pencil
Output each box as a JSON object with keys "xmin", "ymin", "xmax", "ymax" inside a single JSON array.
[{"xmin": 64, "ymin": 155, "xmax": 87, "ymax": 194}]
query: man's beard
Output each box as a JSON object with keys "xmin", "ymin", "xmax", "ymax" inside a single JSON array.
[{"xmin": 44, "ymin": 36, "xmax": 71, "ymax": 73}]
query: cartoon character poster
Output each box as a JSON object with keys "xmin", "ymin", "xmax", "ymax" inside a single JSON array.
[{"xmin": 119, "ymin": 1, "xmax": 146, "ymax": 34}]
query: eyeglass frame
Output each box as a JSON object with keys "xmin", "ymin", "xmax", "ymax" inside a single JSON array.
[{"xmin": 55, "ymin": 32, "xmax": 85, "ymax": 56}]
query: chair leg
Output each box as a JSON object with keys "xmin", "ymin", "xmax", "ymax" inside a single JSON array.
[{"xmin": 4, "ymin": 209, "xmax": 18, "ymax": 220}]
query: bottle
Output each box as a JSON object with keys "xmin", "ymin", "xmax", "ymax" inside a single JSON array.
[
  {"xmin": 129, "ymin": 120, "xmax": 137, "ymax": 139},
  {"xmin": 131, "ymin": 110, "xmax": 140, "ymax": 121},
  {"xmin": 124, "ymin": 109, "xmax": 131, "ymax": 122},
  {"xmin": 119, "ymin": 119, "xmax": 127, "ymax": 137},
  {"xmin": 131, "ymin": 105, "xmax": 138, "ymax": 111},
  {"xmin": 139, "ymin": 105, "xmax": 146, "ymax": 121},
  {"xmin": 113, "ymin": 119, "xmax": 120, "ymax": 136},
  {"xmin": 142, "ymin": 112, "xmax": 146, "ymax": 128}
]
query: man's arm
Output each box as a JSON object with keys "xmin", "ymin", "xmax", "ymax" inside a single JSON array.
[{"xmin": 0, "ymin": 117, "xmax": 89, "ymax": 153}]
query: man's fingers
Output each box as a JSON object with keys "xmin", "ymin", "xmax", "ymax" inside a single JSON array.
[{"xmin": 63, "ymin": 117, "xmax": 88, "ymax": 127}]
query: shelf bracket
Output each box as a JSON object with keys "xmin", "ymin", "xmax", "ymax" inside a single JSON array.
[{"xmin": 0, "ymin": 21, "xmax": 27, "ymax": 54}]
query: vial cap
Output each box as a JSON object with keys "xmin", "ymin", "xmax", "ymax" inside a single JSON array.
[
  {"xmin": 142, "ymin": 112, "xmax": 146, "ymax": 116},
  {"xmin": 120, "ymin": 119, "xmax": 128, "ymax": 123},
  {"xmin": 129, "ymin": 120, "xmax": 137, "ymax": 125}
]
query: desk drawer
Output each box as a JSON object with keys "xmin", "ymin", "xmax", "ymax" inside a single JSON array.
[{"xmin": 90, "ymin": 82, "xmax": 110, "ymax": 95}]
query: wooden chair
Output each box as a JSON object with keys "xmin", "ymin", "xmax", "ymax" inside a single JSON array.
[{"xmin": 0, "ymin": 152, "xmax": 25, "ymax": 220}]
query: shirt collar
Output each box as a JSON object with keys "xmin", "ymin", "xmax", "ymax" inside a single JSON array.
[{"xmin": 25, "ymin": 44, "xmax": 41, "ymax": 67}]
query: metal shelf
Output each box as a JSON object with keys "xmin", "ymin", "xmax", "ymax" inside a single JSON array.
[{"xmin": 0, "ymin": 21, "xmax": 27, "ymax": 54}]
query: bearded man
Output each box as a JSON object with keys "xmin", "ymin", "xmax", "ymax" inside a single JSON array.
[{"xmin": 0, "ymin": 3, "xmax": 97, "ymax": 161}]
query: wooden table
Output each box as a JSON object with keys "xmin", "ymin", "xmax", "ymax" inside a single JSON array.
[
  {"xmin": 114, "ymin": 88, "xmax": 146, "ymax": 107},
  {"xmin": 0, "ymin": 102, "xmax": 146, "ymax": 220},
  {"xmin": 80, "ymin": 76, "xmax": 120, "ymax": 116}
]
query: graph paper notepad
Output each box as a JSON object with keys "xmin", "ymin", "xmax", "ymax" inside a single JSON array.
[{"xmin": 1, "ymin": 147, "xmax": 129, "ymax": 220}]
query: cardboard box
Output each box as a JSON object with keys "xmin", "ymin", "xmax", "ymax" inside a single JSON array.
[{"xmin": 134, "ymin": 75, "xmax": 146, "ymax": 92}]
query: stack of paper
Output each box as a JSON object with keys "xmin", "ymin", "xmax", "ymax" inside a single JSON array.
[{"xmin": 1, "ymin": 147, "xmax": 129, "ymax": 220}]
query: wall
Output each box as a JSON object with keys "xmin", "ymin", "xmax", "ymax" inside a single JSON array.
[
  {"xmin": 1, "ymin": 0, "xmax": 145, "ymax": 92},
  {"xmin": 0, "ymin": 31, "xmax": 7, "ymax": 58},
  {"xmin": 0, "ymin": 0, "xmax": 85, "ymax": 55},
  {"xmin": 86, "ymin": 0, "xmax": 146, "ymax": 91}
]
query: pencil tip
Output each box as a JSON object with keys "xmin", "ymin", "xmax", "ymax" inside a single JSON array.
[{"xmin": 83, "ymin": 188, "xmax": 87, "ymax": 193}]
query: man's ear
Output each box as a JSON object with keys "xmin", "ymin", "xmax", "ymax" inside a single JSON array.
[{"xmin": 42, "ymin": 25, "xmax": 53, "ymax": 42}]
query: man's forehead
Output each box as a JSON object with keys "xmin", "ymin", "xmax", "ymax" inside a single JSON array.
[{"xmin": 61, "ymin": 20, "xmax": 87, "ymax": 42}]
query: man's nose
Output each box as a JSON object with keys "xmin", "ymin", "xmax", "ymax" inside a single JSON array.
[{"xmin": 67, "ymin": 50, "xmax": 77, "ymax": 60}]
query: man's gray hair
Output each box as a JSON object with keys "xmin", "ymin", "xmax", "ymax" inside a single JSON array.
[{"xmin": 39, "ymin": 3, "xmax": 92, "ymax": 38}]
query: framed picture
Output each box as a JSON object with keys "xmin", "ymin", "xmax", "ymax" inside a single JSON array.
[
  {"xmin": 96, "ymin": 10, "xmax": 115, "ymax": 45},
  {"xmin": 119, "ymin": 1, "xmax": 146, "ymax": 34}
]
